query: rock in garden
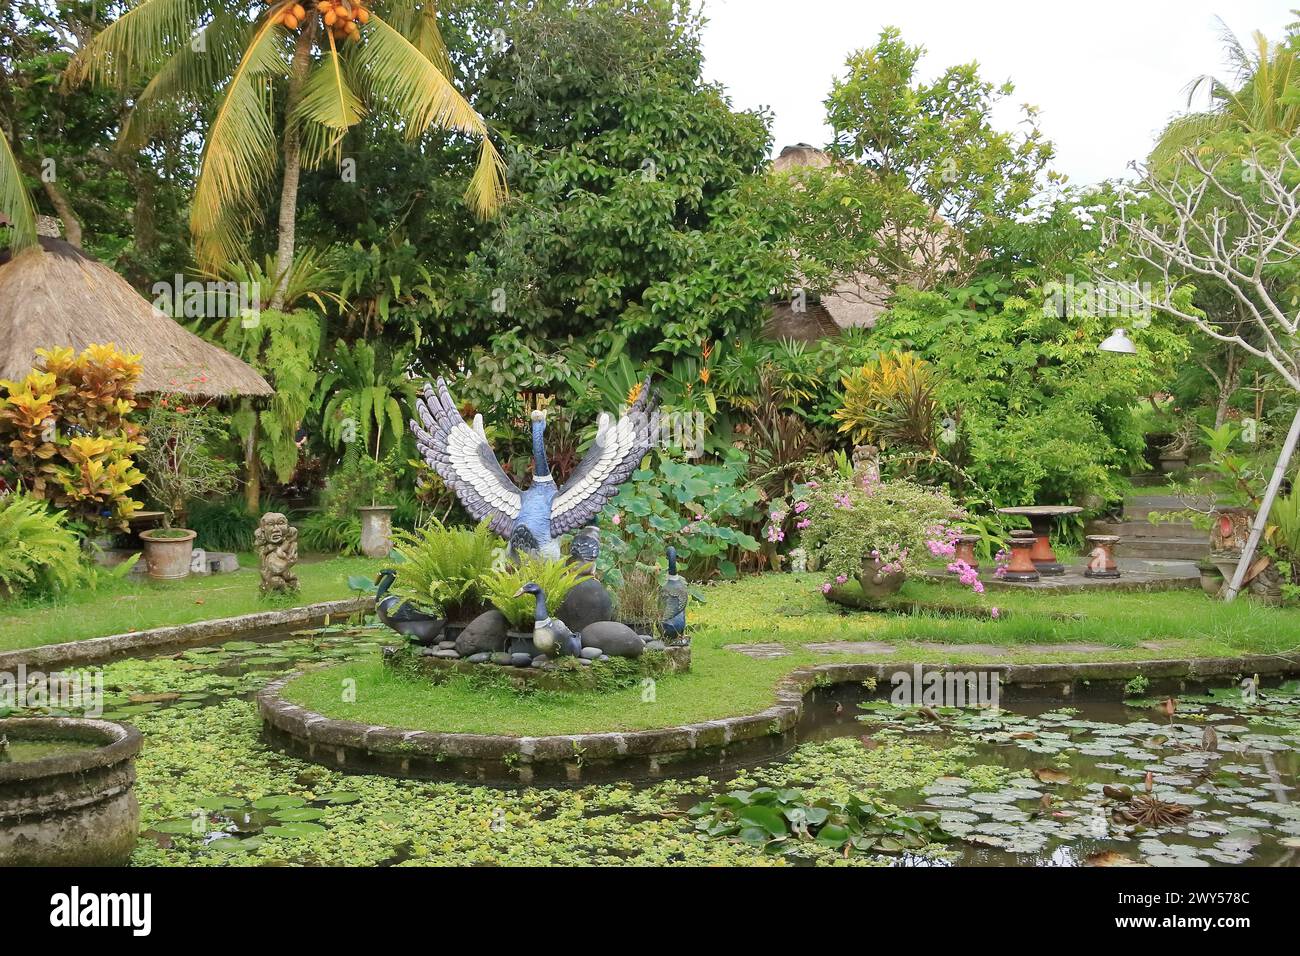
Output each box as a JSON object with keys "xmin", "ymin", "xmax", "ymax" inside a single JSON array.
[
  {"xmin": 455, "ymin": 610, "xmax": 509, "ymax": 657},
  {"xmin": 510, "ymin": 653, "xmax": 533, "ymax": 667},
  {"xmin": 490, "ymin": 653, "xmax": 513, "ymax": 666},
  {"xmin": 645, "ymin": 640, "xmax": 667, "ymax": 652},
  {"xmin": 580, "ymin": 621, "xmax": 644, "ymax": 658},
  {"xmin": 433, "ymin": 649, "xmax": 459, "ymax": 659},
  {"xmin": 437, "ymin": 640, "xmax": 456, "ymax": 650},
  {"xmin": 531, "ymin": 655, "xmax": 550, "ymax": 668},
  {"xmin": 465, "ymin": 653, "xmax": 490, "ymax": 664},
  {"xmin": 579, "ymin": 647, "xmax": 603, "ymax": 660},
  {"xmin": 556, "ymin": 578, "xmax": 615, "ymax": 633}
]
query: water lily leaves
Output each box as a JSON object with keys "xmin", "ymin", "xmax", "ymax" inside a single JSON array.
[
  {"xmin": 151, "ymin": 817, "xmax": 202, "ymax": 834},
  {"xmin": 263, "ymin": 822, "xmax": 327, "ymax": 838},
  {"xmin": 208, "ymin": 835, "xmax": 264, "ymax": 854},
  {"xmin": 1034, "ymin": 768, "xmax": 1071, "ymax": 785},
  {"xmin": 1086, "ymin": 850, "xmax": 1145, "ymax": 867},
  {"xmin": 252, "ymin": 795, "xmax": 307, "ymax": 810},
  {"xmin": 195, "ymin": 796, "xmax": 245, "ymax": 811},
  {"xmin": 738, "ymin": 805, "xmax": 788, "ymax": 837},
  {"xmin": 318, "ymin": 790, "xmax": 361, "ymax": 805},
  {"xmin": 272, "ymin": 808, "xmax": 326, "ymax": 822}
]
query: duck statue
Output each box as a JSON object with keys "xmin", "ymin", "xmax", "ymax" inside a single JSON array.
[
  {"xmin": 411, "ymin": 377, "xmax": 657, "ymax": 558},
  {"xmin": 514, "ymin": 582, "xmax": 581, "ymax": 657},
  {"xmin": 661, "ymin": 546, "xmax": 688, "ymax": 643},
  {"xmin": 375, "ymin": 569, "xmax": 446, "ymax": 645}
]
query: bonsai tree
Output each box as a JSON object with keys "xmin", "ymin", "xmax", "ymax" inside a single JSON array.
[{"xmin": 137, "ymin": 399, "xmax": 238, "ymax": 530}]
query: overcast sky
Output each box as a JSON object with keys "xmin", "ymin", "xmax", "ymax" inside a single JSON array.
[{"xmin": 698, "ymin": 0, "xmax": 1295, "ymax": 186}]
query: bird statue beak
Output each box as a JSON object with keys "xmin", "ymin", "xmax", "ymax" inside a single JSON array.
[{"xmin": 512, "ymin": 587, "xmax": 526, "ymax": 598}]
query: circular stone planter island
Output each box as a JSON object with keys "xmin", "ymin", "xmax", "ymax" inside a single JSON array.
[{"xmin": 0, "ymin": 718, "xmax": 143, "ymax": 866}]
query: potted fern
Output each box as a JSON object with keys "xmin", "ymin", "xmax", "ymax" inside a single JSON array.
[
  {"xmin": 387, "ymin": 519, "xmax": 499, "ymax": 640},
  {"xmin": 485, "ymin": 556, "xmax": 587, "ymax": 655}
]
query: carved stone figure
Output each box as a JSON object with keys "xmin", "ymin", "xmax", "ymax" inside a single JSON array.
[
  {"xmin": 255, "ymin": 513, "xmax": 299, "ymax": 593},
  {"xmin": 852, "ymin": 444, "xmax": 880, "ymax": 484}
]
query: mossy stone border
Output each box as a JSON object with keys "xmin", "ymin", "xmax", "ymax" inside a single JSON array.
[
  {"xmin": 0, "ymin": 597, "xmax": 375, "ymax": 671},
  {"xmin": 257, "ymin": 651, "xmax": 1300, "ymax": 787},
  {"xmin": 384, "ymin": 642, "xmax": 691, "ymax": 691}
]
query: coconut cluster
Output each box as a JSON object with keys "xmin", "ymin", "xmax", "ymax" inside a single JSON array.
[{"xmin": 271, "ymin": 0, "xmax": 371, "ymax": 42}]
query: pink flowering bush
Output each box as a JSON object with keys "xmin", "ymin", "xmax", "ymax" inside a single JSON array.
[{"xmin": 798, "ymin": 472, "xmax": 964, "ymax": 590}]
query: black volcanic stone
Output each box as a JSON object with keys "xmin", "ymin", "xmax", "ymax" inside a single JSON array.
[
  {"xmin": 454, "ymin": 610, "xmax": 509, "ymax": 657},
  {"xmin": 557, "ymin": 578, "xmax": 614, "ymax": 633}
]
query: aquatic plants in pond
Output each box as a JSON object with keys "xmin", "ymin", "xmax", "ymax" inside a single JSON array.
[{"xmin": 689, "ymin": 785, "xmax": 949, "ymax": 857}]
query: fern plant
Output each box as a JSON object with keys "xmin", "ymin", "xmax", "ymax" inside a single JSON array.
[
  {"xmin": 390, "ymin": 519, "xmax": 500, "ymax": 620},
  {"xmin": 485, "ymin": 555, "xmax": 587, "ymax": 630},
  {"xmin": 0, "ymin": 493, "xmax": 83, "ymax": 599}
]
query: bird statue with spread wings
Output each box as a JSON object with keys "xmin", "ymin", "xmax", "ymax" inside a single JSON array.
[{"xmin": 411, "ymin": 378, "xmax": 657, "ymax": 559}]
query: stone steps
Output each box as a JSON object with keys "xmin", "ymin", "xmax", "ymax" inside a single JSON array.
[
  {"xmin": 1090, "ymin": 519, "xmax": 1201, "ymax": 539},
  {"xmin": 1113, "ymin": 537, "xmax": 1208, "ymax": 560}
]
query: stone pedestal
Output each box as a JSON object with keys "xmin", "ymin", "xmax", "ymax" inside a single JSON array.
[
  {"xmin": 358, "ymin": 505, "xmax": 397, "ymax": 558},
  {"xmin": 1084, "ymin": 534, "xmax": 1121, "ymax": 579},
  {"xmin": 1002, "ymin": 534, "xmax": 1040, "ymax": 583},
  {"xmin": 951, "ymin": 534, "xmax": 980, "ymax": 571}
]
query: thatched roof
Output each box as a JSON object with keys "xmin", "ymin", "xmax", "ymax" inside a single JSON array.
[
  {"xmin": 763, "ymin": 301, "xmax": 842, "ymax": 342},
  {"xmin": 0, "ymin": 237, "xmax": 272, "ymax": 398}
]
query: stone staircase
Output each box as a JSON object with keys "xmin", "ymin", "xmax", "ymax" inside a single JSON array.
[{"xmin": 1088, "ymin": 488, "xmax": 1211, "ymax": 561}]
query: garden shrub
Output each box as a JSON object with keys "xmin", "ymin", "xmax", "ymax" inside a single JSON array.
[
  {"xmin": 390, "ymin": 519, "xmax": 500, "ymax": 619},
  {"xmin": 0, "ymin": 344, "xmax": 146, "ymax": 532},
  {"xmin": 484, "ymin": 555, "xmax": 586, "ymax": 630},
  {"xmin": 0, "ymin": 492, "xmax": 83, "ymax": 599}
]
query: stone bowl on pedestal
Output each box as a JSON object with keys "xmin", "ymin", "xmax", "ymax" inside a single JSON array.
[{"xmin": 0, "ymin": 718, "xmax": 142, "ymax": 867}]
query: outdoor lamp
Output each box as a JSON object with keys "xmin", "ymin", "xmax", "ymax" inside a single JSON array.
[{"xmin": 1098, "ymin": 328, "xmax": 1137, "ymax": 354}]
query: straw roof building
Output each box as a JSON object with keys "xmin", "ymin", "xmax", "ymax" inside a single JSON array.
[{"xmin": 0, "ymin": 237, "xmax": 271, "ymax": 397}]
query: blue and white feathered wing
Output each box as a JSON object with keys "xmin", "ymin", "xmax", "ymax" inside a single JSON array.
[
  {"xmin": 551, "ymin": 379, "xmax": 657, "ymax": 536},
  {"xmin": 410, "ymin": 379, "xmax": 521, "ymax": 537}
]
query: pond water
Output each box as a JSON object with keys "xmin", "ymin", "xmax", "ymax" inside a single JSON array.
[
  {"xmin": 0, "ymin": 737, "xmax": 99, "ymax": 763},
  {"xmin": 3, "ymin": 625, "xmax": 1296, "ymax": 867}
]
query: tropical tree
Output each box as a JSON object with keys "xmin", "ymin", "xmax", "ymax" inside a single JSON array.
[
  {"xmin": 1151, "ymin": 22, "xmax": 1300, "ymax": 168},
  {"xmin": 0, "ymin": 129, "xmax": 36, "ymax": 252},
  {"xmin": 67, "ymin": 0, "xmax": 508, "ymax": 307}
]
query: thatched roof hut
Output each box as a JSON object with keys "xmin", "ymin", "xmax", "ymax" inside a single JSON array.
[{"xmin": 0, "ymin": 237, "xmax": 271, "ymax": 398}]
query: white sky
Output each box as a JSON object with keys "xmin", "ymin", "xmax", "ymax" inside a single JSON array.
[{"xmin": 699, "ymin": 0, "xmax": 1295, "ymax": 186}]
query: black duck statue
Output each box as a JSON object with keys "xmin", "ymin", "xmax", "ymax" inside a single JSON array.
[
  {"xmin": 514, "ymin": 582, "xmax": 581, "ymax": 657},
  {"xmin": 375, "ymin": 569, "xmax": 445, "ymax": 645},
  {"xmin": 661, "ymin": 546, "xmax": 688, "ymax": 643}
]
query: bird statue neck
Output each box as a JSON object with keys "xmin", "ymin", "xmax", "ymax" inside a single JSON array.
[
  {"xmin": 376, "ymin": 571, "xmax": 396, "ymax": 600},
  {"xmin": 531, "ymin": 418, "xmax": 552, "ymax": 479},
  {"xmin": 666, "ymin": 547, "xmax": 678, "ymax": 576},
  {"xmin": 530, "ymin": 590, "xmax": 551, "ymax": 622}
]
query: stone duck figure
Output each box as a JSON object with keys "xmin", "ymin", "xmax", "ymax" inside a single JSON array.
[
  {"xmin": 411, "ymin": 377, "xmax": 657, "ymax": 559},
  {"xmin": 661, "ymin": 546, "xmax": 688, "ymax": 643},
  {"xmin": 375, "ymin": 569, "xmax": 445, "ymax": 645},
  {"xmin": 514, "ymin": 582, "xmax": 581, "ymax": 657}
]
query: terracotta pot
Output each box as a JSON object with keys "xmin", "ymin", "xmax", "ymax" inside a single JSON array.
[
  {"xmin": 358, "ymin": 505, "xmax": 397, "ymax": 558},
  {"xmin": 1084, "ymin": 534, "xmax": 1121, "ymax": 579},
  {"xmin": 858, "ymin": 557, "xmax": 906, "ymax": 602},
  {"xmin": 1002, "ymin": 535, "xmax": 1040, "ymax": 582},
  {"xmin": 138, "ymin": 528, "xmax": 197, "ymax": 581},
  {"xmin": 951, "ymin": 534, "xmax": 980, "ymax": 571}
]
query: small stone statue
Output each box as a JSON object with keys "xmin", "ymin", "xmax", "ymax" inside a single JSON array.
[
  {"xmin": 852, "ymin": 444, "xmax": 881, "ymax": 484},
  {"xmin": 255, "ymin": 513, "xmax": 300, "ymax": 593}
]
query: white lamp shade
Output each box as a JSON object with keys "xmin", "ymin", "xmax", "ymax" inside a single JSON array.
[{"xmin": 1099, "ymin": 328, "xmax": 1137, "ymax": 354}]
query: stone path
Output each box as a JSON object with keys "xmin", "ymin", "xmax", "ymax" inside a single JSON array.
[{"xmin": 724, "ymin": 641, "xmax": 1115, "ymax": 660}]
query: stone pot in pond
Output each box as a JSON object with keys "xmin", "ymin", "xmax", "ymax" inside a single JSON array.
[
  {"xmin": 858, "ymin": 556, "xmax": 905, "ymax": 602},
  {"xmin": 138, "ymin": 527, "xmax": 197, "ymax": 581},
  {"xmin": 358, "ymin": 505, "xmax": 398, "ymax": 558},
  {"xmin": 0, "ymin": 718, "xmax": 142, "ymax": 866}
]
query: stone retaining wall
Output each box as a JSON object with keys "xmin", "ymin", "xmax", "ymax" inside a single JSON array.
[
  {"xmin": 258, "ymin": 651, "xmax": 1300, "ymax": 786},
  {"xmin": 0, "ymin": 597, "xmax": 375, "ymax": 671}
]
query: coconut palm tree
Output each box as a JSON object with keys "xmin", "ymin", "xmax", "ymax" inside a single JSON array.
[
  {"xmin": 0, "ymin": 130, "xmax": 38, "ymax": 253},
  {"xmin": 1151, "ymin": 23, "xmax": 1300, "ymax": 167},
  {"xmin": 67, "ymin": 1, "xmax": 507, "ymax": 307}
]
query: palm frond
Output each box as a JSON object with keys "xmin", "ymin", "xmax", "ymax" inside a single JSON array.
[
  {"xmin": 0, "ymin": 130, "xmax": 38, "ymax": 253},
  {"xmin": 118, "ymin": 9, "xmax": 252, "ymax": 150},
  {"xmin": 65, "ymin": 0, "xmax": 209, "ymax": 89},
  {"xmin": 1149, "ymin": 112, "xmax": 1228, "ymax": 168},
  {"xmin": 356, "ymin": 14, "xmax": 507, "ymax": 217},
  {"xmin": 190, "ymin": 15, "xmax": 290, "ymax": 271},
  {"xmin": 293, "ymin": 33, "xmax": 366, "ymax": 169},
  {"xmin": 382, "ymin": 1, "xmax": 453, "ymax": 77}
]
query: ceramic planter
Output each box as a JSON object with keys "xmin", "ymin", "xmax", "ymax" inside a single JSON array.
[
  {"xmin": 858, "ymin": 557, "xmax": 906, "ymax": 602},
  {"xmin": 951, "ymin": 534, "xmax": 980, "ymax": 571},
  {"xmin": 1159, "ymin": 453, "xmax": 1189, "ymax": 474},
  {"xmin": 358, "ymin": 505, "xmax": 397, "ymax": 558},
  {"xmin": 0, "ymin": 718, "xmax": 142, "ymax": 866},
  {"xmin": 1002, "ymin": 534, "xmax": 1040, "ymax": 583},
  {"xmin": 506, "ymin": 630, "xmax": 538, "ymax": 656},
  {"xmin": 1198, "ymin": 561, "xmax": 1225, "ymax": 598},
  {"xmin": 138, "ymin": 528, "xmax": 197, "ymax": 581},
  {"xmin": 1084, "ymin": 534, "xmax": 1121, "ymax": 579}
]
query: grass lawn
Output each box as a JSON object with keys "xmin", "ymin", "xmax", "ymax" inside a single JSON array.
[
  {"xmin": 282, "ymin": 572, "xmax": 1300, "ymax": 737},
  {"xmin": 0, "ymin": 555, "xmax": 386, "ymax": 652}
]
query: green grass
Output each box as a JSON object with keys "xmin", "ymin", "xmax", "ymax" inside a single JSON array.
[
  {"xmin": 282, "ymin": 572, "xmax": 1300, "ymax": 736},
  {"xmin": 0, "ymin": 555, "xmax": 386, "ymax": 652}
]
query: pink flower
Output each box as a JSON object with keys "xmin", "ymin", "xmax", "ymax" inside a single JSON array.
[
  {"xmin": 833, "ymin": 493, "xmax": 853, "ymax": 510},
  {"xmin": 806, "ymin": 481, "xmax": 819, "ymax": 489},
  {"xmin": 611, "ymin": 513, "xmax": 621, "ymax": 526},
  {"xmin": 835, "ymin": 574, "xmax": 847, "ymax": 584},
  {"xmin": 796, "ymin": 518, "xmax": 811, "ymax": 530},
  {"xmin": 990, "ymin": 607, "xmax": 1000, "ymax": 619},
  {"xmin": 820, "ymin": 583, "xmax": 833, "ymax": 594},
  {"xmin": 794, "ymin": 501, "xmax": 809, "ymax": 514}
]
